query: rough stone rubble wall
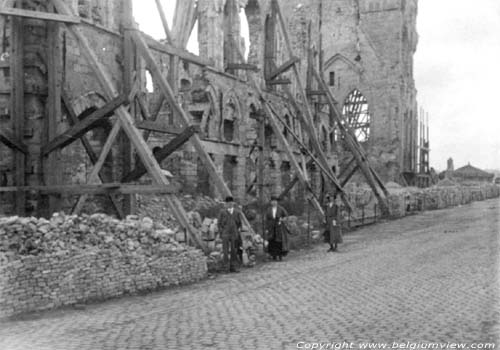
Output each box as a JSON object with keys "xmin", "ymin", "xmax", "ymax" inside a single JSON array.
[
  {"xmin": 344, "ymin": 183, "xmax": 500, "ymax": 220},
  {"xmin": 0, "ymin": 248, "xmax": 206, "ymax": 318},
  {"xmin": 0, "ymin": 212, "xmax": 207, "ymax": 318}
]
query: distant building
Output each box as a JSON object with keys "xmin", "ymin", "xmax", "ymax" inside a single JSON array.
[
  {"xmin": 447, "ymin": 158, "xmax": 454, "ymax": 172},
  {"xmin": 451, "ymin": 163, "xmax": 494, "ymax": 183}
]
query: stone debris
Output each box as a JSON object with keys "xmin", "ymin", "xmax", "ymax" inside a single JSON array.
[
  {"xmin": 0, "ymin": 212, "xmax": 193, "ymax": 261},
  {"xmin": 0, "ymin": 212, "xmax": 207, "ymax": 318}
]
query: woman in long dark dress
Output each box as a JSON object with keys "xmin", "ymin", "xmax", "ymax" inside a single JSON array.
[
  {"xmin": 325, "ymin": 194, "xmax": 343, "ymax": 252},
  {"xmin": 265, "ymin": 196, "xmax": 289, "ymax": 261}
]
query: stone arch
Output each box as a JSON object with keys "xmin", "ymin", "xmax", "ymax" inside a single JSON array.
[
  {"xmin": 221, "ymin": 90, "xmax": 242, "ymax": 143},
  {"xmin": 68, "ymin": 91, "xmax": 114, "ymax": 181},
  {"xmin": 71, "ymin": 91, "xmax": 107, "ymax": 117},
  {"xmin": 204, "ymin": 84, "xmax": 221, "ymax": 139},
  {"xmin": 244, "ymin": 0, "xmax": 263, "ymax": 66},
  {"xmin": 319, "ymin": 123, "xmax": 329, "ymax": 151}
]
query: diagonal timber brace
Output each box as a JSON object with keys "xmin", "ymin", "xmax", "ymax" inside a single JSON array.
[
  {"xmin": 50, "ymin": 0, "xmax": 205, "ymax": 250},
  {"xmin": 129, "ymin": 30, "xmax": 256, "ymax": 234},
  {"xmin": 311, "ymin": 67, "xmax": 390, "ymax": 215},
  {"xmin": 42, "ymin": 94, "xmax": 127, "ymax": 155}
]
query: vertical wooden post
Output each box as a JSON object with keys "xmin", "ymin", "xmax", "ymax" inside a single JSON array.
[
  {"xmin": 11, "ymin": 16, "xmax": 25, "ymax": 216},
  {"xmin": 122, "ymin": 0, "xmax": 136, "ymax": 215},
  {"xmin": 45, "ymin": 21, "xmax": 63, "ymax": 217},
  {"xmin": 258, "ymin": 114, "xmax": 266, "ymax": 246}
]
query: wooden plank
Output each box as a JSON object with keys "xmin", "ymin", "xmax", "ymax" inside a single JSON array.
[
  {"xmin": 122, "ymin": 125, "xmax": 197, "ymax": 183},
  {"xmin": 341, "ymin": 165, "xmax": 359, "ymax": 187},
  {"xmin": 267, "ymin": 56, "xmax": 300, "ymax": 80},
  {"xmin": 131, "ymin": 30, "xmax": 234, "ymax": 198},
  {"xmin": 131, "ymin": 29, "xmax": 255, "ymax": 237},
  {"xmin": 136, "ymin": 120, "xmax": 186, "ymax": 135},
  {"xmin": 143, "ymin": 35, "xmax": 213, "ymax": 67},
  {"xmin": 0, "ymin": 8, "xmax": 81, "ymax": 24},
  {"xmin": 51, "ymin": 0, "xmax": 205, "ymax": 251},
  {"xmin": 312, "ymin": 67, "xmax": 390, "ymax": 215},
  {"xmin": 122, "ymin": 17, "xmax": 136, "ymax": 216},
  {"xmin": 338, "ymin": 157, "xmax": 356, "ymax": 180},
  {"xmin": 154, "ymin": 0, "xmax": 174, "ymax": 44},
  {"xmin": 72, "ymin": 120, "xmax": 122, "ymax": 214},
  {"xmin": 0, "ymin": 184, "xmax": 176, "ymax": 195},
  {"xmin": 42, "ymin": 94, "xmax": 127, "ymax": 155},
  {"xmin": 0, "ymin": 128, "xmax": 28, "ymax": 154},
  {"xmin": 306, "ymin": 90, "xmax": 326, "ymax": 97},
  {"xmin": 11, "ymin": 16, "xmax": 25, "ymax": 216},
  {"xmin": 226, "ymin": 63, "xmax": 259, "ymax": 72},
  {"xmin": 61, "ymin": 91, "xmax": 125, "ymax": 218},
  {"xmin": 44, "ymin": 20, "xmax": 63, "ymax": 216},
  {"xmin": 266, "ymin": 78, "xmax": 291, "ymax": 85},
  {"xmin": 278, "ymin": 175, "xmax": 299, "ymax": 200},
  {"xmin": 269, "ymin": 1, "xmax": 355, "ymax": 212}
]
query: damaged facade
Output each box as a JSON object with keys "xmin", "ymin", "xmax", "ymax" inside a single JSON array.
[{"xmin": 0, "ymin": 0, "xmax": 420, "ymax": 219}]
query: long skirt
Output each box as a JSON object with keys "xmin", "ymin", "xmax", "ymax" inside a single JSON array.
[
  {"xmin": 329, "ymin": 225, "xmax": 343, "ymax": 244},
  {"xmin": 268, "ymin": 239, "xmax": 288, "ymax": 257}
]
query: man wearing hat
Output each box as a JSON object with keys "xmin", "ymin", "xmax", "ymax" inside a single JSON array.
[
  {"xmin": 324, "ymin": 193, "xmax": 343, "ymax": 252},
  {"xmin": 265, "ymin": 195, "xmax": 289, "ymax": 261},
  {"xmin": 217, "ymin": 196, "xmax": 242, "ymax": 272}
]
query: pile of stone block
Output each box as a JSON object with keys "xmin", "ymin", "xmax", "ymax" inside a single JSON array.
[{"xmin": 0, "ymin": 213, "xmax": 207, "ymax": 318}]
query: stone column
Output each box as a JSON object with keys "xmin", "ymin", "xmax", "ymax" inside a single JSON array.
[{"xmin": 198, "ymin": 0, "xmax": 227, "ymax": 70}]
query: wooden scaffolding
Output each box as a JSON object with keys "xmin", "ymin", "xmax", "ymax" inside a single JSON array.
[{"xmin": 0, "ymin": 0, "xmax": 391, "ymax": 251}]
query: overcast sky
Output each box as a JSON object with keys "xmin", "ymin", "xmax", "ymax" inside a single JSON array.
[{"xmin": 133, "ymin": 0, "xmax": 500, "ymax": 171}]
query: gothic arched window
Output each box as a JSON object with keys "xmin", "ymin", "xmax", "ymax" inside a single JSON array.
[{"xmin": 341, "ymin": 89, "xmax": 371, "ymax": 142}]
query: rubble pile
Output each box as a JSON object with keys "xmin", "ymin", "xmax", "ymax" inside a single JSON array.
[
  {"xmin": 0, "ymin": 213, "xmax": 191, "ymax": 260},
  {"xmin": 0, "ymin": 213, "xmax": 207, "ymax": 318},
  {"xmin": 385, "ymin": 183, "xmax": 500, "ymax": 217}
]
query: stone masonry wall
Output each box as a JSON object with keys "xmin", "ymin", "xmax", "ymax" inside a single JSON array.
[{"xmin": 0, "ymin": 213, "xmax": 207, "ymax": 318}]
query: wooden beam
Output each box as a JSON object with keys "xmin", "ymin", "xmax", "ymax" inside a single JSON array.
[
  {"xmin": 132, "ymin": 30, "xmax": 234, "ymax": 197},
  {"xmin": 0, "ymin": 184, "xmax": 176, "ymax": 195},
  {"xmin": 278, "ymin": 176, "xmax": 299, "ymax": 200},
  {"xmin": 44, "ymin": 20, "xmax": 63, "ymax": 216},
  {"xmin": 130, "ymin": 29, "xmax": 255, "ymax": 237},
  {"xmin": 306, "ymin": 90, "xmax": 327, "ymax": 97},
  {"xmin": 154, "ymin": 0, "xmax": 174, "ymax": 44},
  {"xmin": 312, "ymin": 67, "xmax": 390, "ymax": 215},
  {"xmin": 338, "ymin": 157, "xmax": 356, "ymax": 180},
  {"xmin": 225, "ymin": 63, "xmax": 259, "ymax": 72},
  {"xmin": 51, "ymin": 0, "xmax": 207, "ymax": 250},
  {"xmin": 136, "ymin": 94, "xmax": 166, "ymax": 141},
  {"xmin": 0, "ymin": 128, "xmax": 28, "ymax": 154},
  {"xmin": 269, "ymin": 0, "xmax": 354, "ymax": 212},
  {"xmin": 267, "ymin": 56, "xmax": 300, "ymax": 80},
  {"xmin": 341, "ymin": 165, "xmax": 359, "ymax": 187},
  {"xmin": 61, "ymin": 91, "xmax": 125, "ymax": 218},
  {"xmin": 136, "ymin": 120, "xmax": 186, "ymax": 135},
  {"xmin": 42, "ymin": 94, "xmax": 127, "ymax": 155},
  {"xmin": 122, "ymin": 14, "xmax": 137, "ymax": 216},
  {"xmin": 0, "ymin": 8, "xmax": 81, "ymax": 24},
  {"xmin": 143, "ymin": 35, "xmax": 213, "ymax": 67},
  {"xmin": 122, "ymin": 125, "xmax": 197, "ymax": 183},
  {"xmin": 11, "ymin": 16, "xmax": 25, "ymax": 216},
  {"xmin": 266, "ymin": 78, "xmax": 291, "ymax": 85}
]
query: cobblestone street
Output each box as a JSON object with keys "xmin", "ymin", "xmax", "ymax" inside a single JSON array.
[{"xmin": 1, "ymin": 198, "xmax": 499, "ymax": 350}]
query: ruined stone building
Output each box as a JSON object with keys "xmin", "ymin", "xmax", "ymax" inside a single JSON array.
[{"xmin": 0, "ymin": 0, "xmax": 420, "ymax": 219}]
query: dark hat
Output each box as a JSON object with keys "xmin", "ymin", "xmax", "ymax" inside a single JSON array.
[
  {"xmin": 225, "ymin": 196, "xmax": 234, "ymax": 203},
  {"xmin": 270, "ymin": 195, "xmax": 279, "ymax": 201}
]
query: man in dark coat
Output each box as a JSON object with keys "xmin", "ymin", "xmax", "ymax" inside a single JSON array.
[
  {"xmin": 265, "ymin": 196, "xmax": 289, "ymax": 261},
  {"xmin": 325, "ymin": 194, "xmax": 343, "ymax": 252},
  {"xmin": 217, "ymin": 196, "xmax": 242, "ymax": 272}
]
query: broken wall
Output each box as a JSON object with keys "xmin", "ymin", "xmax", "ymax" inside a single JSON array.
[{"xmin": 0, "ymin": 0, "xmax": 128, "ymax": 216}]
